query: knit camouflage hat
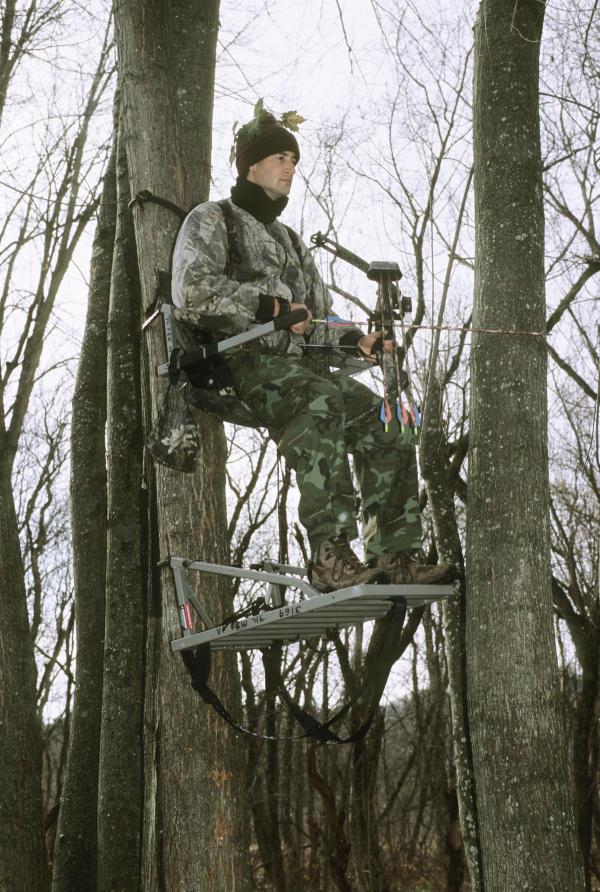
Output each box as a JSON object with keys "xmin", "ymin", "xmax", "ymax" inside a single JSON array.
[{"xmin": 232, "ymin": 100, "xmax": 304, "ymax": 177}]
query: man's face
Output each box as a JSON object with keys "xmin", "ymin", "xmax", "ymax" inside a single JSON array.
[{"xmin": 247, "ymin": 151, "xmax": 297, "ymax": 200}]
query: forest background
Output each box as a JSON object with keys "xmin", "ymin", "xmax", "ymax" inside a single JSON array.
[{"xmin": 0, "ymin": 0, "xmax": 598, "ymax": 890}]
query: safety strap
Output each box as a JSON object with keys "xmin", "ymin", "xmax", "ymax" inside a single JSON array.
[
  {"xmin": 216, "ymin": 199, "xmax": 242, "ymax": 278},
  {"xmin": 129, "ymin": 189, "xmax": 187, "ymax": 220},
  {"xmin": 131, "ymin": 190, "xmax": 303, "ymax": 281},
  {"xmin": 181, "ymin": 646, "xmax": 282, "ymax": 741},
  {"xmin": 180, "ymin": 600, "xmax": 407, "ymax": 745},
  {"xmin": 181, "ymin": 645, "xmax": 374, "ymax": 744},
  {"xmin": 283, "ymin": 225, "xmax": 304, "ymax": 268}
]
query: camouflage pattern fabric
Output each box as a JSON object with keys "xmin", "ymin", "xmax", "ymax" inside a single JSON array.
[
  {"xmin": 168, "ymin": 195, "xmax": 422, "ymax": 556},
  {"xmin": 227, "ymin": 352, "xmax": 422, "ymax": 556},
  {"xmin": 171, "ymin": 199, "xmax": 364, "ymax": 354},
  {"xmin": 146, "ymin": 381, "xmax": 200, "ymax": 473}
]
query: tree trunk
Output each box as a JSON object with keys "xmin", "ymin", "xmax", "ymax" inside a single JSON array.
[
  {"xmin": 263, "ymin": 652, "xmax": 288, "ymax": 891},
  {"xmin": 571, "ymin": 629, "xmax": 599, "ymax": 890},
  {"xmin": 0, "ymin": 448, "xmax": 49, "ymax": 891},
  {"xmin": 419, "ymin": 378, "xmax": 482, "ymax": 890},
  {"xmin": 96, "ymin": 123, "xmax": 146, "ymax": 892},
  {"xmin": 575, "ymin": 668, "xmax": 599, "ymax": 891},
  {"xmin": 52, "ymin": 131, "xmax": 116, "ymax": 892},
  {"xmin": 112, "ymin": 1, "xmax": 249, "ymax": 888},
  {"xmin": 421, "ymin": 611, "xmax": 465, "ymax": 892},
  {"xmin": 350, "ymin": 713, "xmax": 389, "ymax": 892},
  {"xmin": 467, "ymin": 0, "xmax": 585, "ymax": 887}
]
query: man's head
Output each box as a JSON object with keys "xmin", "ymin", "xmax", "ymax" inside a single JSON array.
[
  {"xmin": 246, "ymin": 150, "xmax": 297, "ymax": 200},
  {"xmin": 234, "ymin": 107, "xmax": 300, "ymax": 198}
]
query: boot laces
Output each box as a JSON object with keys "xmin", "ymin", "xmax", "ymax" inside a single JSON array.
[
  {"xmin": 321, "ymin": 538, "xmax": 361, "ymax": 577},
  {"xmin": 379, "ymin": 552, "xmax": 416, "ymax": 582},
  {"xmin": 333, "ymin": 541, "xmax": 361, "ymax": 571},
  {"xmin": 397, "ymin": 553, "xmax": 413, "ymax": 575}
]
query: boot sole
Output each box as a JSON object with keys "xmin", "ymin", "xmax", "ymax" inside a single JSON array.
[{"xmin": 310, "ymin": 569, "xmax": 391, "ymax": 593}]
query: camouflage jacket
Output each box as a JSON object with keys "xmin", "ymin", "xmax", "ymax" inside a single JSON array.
[{"xmin": 171, "ymin": 198, "xmax": 363, "ymax": 356}]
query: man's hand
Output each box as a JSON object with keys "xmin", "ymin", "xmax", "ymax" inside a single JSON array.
[
  {"xmin": 358, "ymin": 331, "xmax": 395, "ymax": 360},
  {"xmin": 288, "ymin": 302, "xmax": 313, "ymax": 334},
  {"xmin": 274, "ymin": 298, "xmax": 312, "ymax": 334}
]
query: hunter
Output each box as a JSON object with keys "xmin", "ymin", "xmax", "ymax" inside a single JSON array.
[{"xmin": 171, "ymin": 105, "xmax": 453, "ymax": 592}]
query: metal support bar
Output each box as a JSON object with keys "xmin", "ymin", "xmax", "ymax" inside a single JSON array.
[
  {"xmin": 161, "ymin": 303, "xmax": 176, "ymax": 355},
  {"xmin": 254, "ymin": 560, "xmax": 308, "ymax": 577},
  {"xmin": 188, "ymin": 593, "xmax": 213, "ymax": 627},
  {"xmin": 167, "ymin": 555, "xmax": 322, "ymax": 599},
  {"xmin": 170, "ymin": 561, "xmax": 216, "ymax": 632},
  {"xmin": 157, "ymin": 308, "xmax": 309, "ymax": 378},
  {"xmin": 261, "ymin": 562, "xmax": 288, "ymax": 607}
]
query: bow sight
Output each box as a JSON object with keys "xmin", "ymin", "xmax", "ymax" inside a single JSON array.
[
  {"xmin": 311, "ymin": 231, "xmax": 420, "ymax": 434},
  {"xmin": 310, "ymin": 232, "xmax": 412, "ymax": 324}
]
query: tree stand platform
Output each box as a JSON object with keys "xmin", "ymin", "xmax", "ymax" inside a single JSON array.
[{"xmin": 166, "ymin": 556, "xmax": 455, "ymax": 653}]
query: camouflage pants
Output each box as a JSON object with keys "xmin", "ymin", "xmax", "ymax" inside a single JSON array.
[{"xmin": 227, "ymin": 352, "xmax": 422, "ymax": 556}]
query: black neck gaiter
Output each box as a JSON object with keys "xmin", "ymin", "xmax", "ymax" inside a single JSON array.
[{"xmin": 230, "ymin": 177, "xmax": 288, "ymax": 224}]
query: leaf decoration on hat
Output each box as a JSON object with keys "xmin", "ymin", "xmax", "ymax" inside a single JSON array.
[
  {"xmin": 281, "ymin": 110, "xmax": 305, "ymax": 132},
  {"xmin": 229, "ymin": 99, "xmax": 305, "ymax": 166},
  {"xmin": 243, "ymin": 99, "xmax": 271, "ymax": 138},
  {"xmin": 229, "ymin": 120, "xmax": 239, "ymax": 166}
]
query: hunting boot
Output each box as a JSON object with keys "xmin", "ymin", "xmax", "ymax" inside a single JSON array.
[
  {"xmin": 370, "ymin": 552, "xmax": 456, "ymax": 585},
  {"xmin": 309, "ymin": 535, "xmax": 390, "ymax": 592}
]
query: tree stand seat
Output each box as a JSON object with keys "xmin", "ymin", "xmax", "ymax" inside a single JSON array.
[
  {"xmin": 165, "ymin": 555, "xmax": 455, "ymax": 653},
  {"xmin": 143, "ymin": 269, "xmax": 376, "ymax": 473}
]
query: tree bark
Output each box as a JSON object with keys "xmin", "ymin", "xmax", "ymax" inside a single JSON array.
[
  {"xmin": 111, "ymin": 1, "xmax": 249, "ymax": 888},
  {"xmin": 572, "ymin": 642, "xmax": 599, "ymax": 891},
  {"xmin": 350, "ymin": 713, "xmax": 389, "ymax": 892},
  {"xmin": 0, "ymin": 447, "xmax": 49, "ymax": 891},
  {"xmin": 555, "ymin": 585, "xmax": 600, "ymax": 890},
  {"xmin": 419, "ymin": 378, "xmax": 482, "ymax": 890},
  {"xmin": 467, "ymin": 0, "xmax": 585, "ymax": 887},
  {"xmin": 52, "ymin": 131, "xmax": 116, "ymax": 892},
  {"xmin": 262, "ymin": 652, "xmax": 288, "ymax": 891},
  {"xmin": 421, "ymin": 611, "xmax": 466, "ymax": 892},
  {"xmin": 96, "ymin": 122, "xmax": 146, "ymax": 892}
]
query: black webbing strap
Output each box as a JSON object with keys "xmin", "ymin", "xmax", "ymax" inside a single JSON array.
[
  {"xmin": 131, "ymin": 191, "xmax": 188, "ymax": 316},
  {"xmin": 129, "ymin": 189, "xmax": 187, "ymax": 220},
  {"xmin": 181, "ymin": 645, "xmax": 309, "ymax": 742},
  {"xmin": 180, "ymin": 600, "xmax": 407, "ymax": 745},
  {"xmin": 216, "ymin": 199, "xmax": 242, "ymax": 278},
  {"xmin": 262, "ymin": 645, "xmax": 374, "ymax": 745},
  {"xmin": 284, "ymin": 225, "xmax": 305, "ymax": 267},
  {"xmin": 181, "ymin": 644, "xmax": 370, "ymax": 745},
  {"xmin": 132, "ymin": 190, "xmax": 303, "ymax": 283},
  {"xmin": 262, "ymin": 600, "xmax": 407, "ymax": 744},
  {"xmin": 129, "ymin": 192, "xmax": 244, "ymax": 284},
  {"xmin": 215, "ymin": 200, "xmax": 303, "ymax": 276},
  {"xmin": 181, "ymin": 646, "xmax": 282, "ymax": 741}
]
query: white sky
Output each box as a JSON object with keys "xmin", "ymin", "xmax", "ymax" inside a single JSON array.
[{"xmin": 2, "ymin": 0, "xmax": 596, "ymax": 717}]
